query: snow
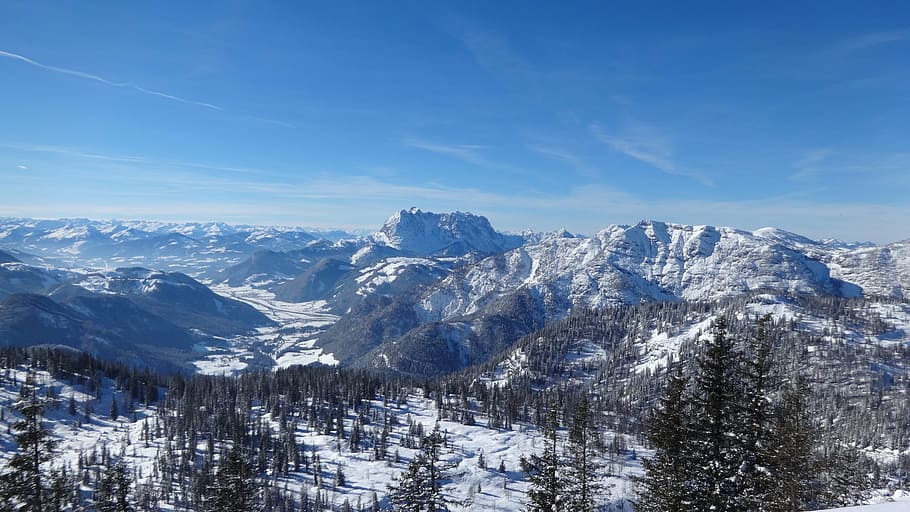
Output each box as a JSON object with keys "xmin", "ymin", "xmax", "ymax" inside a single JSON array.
[
  {"xmin": 201, "ymin": 284, "xmax": 341, "ymax": 374},
  {"xmin": 0, "ymin": 368, "xmax": 643, "ymax": 511},
  {"xmin": 355, "ymin": 257, "xmax": 444, "ymax": 296},
  {"xmin": 820, "ymin": 491, "xmax": 910, "ymax": 511},
  {"xmin": 634, "ymin": 315, "xmax": 717, "ymax": 374}
]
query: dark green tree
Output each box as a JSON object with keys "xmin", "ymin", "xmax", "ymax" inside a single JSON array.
[
  {"xmin": 204, "ymin": 447, "xmax": 259, "ymax": 512},
  {"xmin": 689, "ymin": 317, "xmax": 743, "ymax": 512},
  {"xmin": 520, "ymin": 408, "xmax": 563, "ymax": 512},
  {"xmin": 564, "ymin": 397, "xmax": 602, "ymax": 512},
  {"xmin": 388, "ymin": 425, "xmax": 450, "ymax": 511},
  {"xmin": 636, "ymin": 365, "xmax": 692, "ymax": 512},
  {"xmin": 95, "ymin": 461, "xmax": 133, "ymax": 512},
  {"xmin": 765, "ymin": 380, "xmax": 818, "ymax": 511},
  {"xmin": 738, "ymin": 314, "xmax": 776, "ymax": 511}
]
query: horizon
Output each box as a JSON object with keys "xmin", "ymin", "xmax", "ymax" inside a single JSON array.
[
  {"xmin": 0, "ymin": 208, "xmax": 901, "ymax": 245},
  {"xmin": 2, "ymin": 2, "xmax": 908, "ymax": 243}
]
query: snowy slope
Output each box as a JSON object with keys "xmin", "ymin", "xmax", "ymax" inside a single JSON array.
[
  {"xmin": 828, "ymin": 241, "xmax": 910, "ymax": 298},
  {"xmin": 0, "ymin": 364, "xmax": 642, "ymax": 511},
  {"xmin": 417, "ymin": 221, "xmax": 861, "ymax": 323}
]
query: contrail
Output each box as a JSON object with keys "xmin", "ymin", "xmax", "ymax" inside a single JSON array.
[{"xmin": 0, "ymin": 49, "xmax": 224, "ymax": 111}]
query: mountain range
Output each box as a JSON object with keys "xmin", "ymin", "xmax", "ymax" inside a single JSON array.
[{"xmin": 1, "ymin": 209, "xmax": 908, "ymax": 376}]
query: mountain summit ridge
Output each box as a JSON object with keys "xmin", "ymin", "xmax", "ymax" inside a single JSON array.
[{"xmin": 370, "ymin": 207, "xmax": 524, "ymax": 256}]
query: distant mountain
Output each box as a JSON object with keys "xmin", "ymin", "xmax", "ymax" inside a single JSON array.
[
  {"xmin": 371, "ymin": 208, "xmax": 523, "ymax": 257},
  {"xmin": 218, "ymin": 249, "xmax": 312, "ymax": 287},
  {"xmin": 417, "ymin": 221, "xmax": 861, "ymax": 323},
  {"xmin": 66, "ymin": 267, "xmax": 273, "ymax": 336},
  {"xmin": 0, "ymin": 217, "xmax": 342, "ymax": 274},
  {"xmin": 274, "ymin": 258, "xmax": 355, "ymax": 303},
  {"xmin": 0, "ymin": 262, "xmax": 71, "ymax": 299},
  {"xmin": 2, "ymin": 212, "xmax": 910, "ymax": 378},
  {"xmin": 216, "ymin": 240, "xmax": 367, "ymax": 288}
]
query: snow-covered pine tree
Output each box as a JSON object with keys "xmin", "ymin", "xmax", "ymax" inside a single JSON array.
[
  {"xmin": 95, "ymin": 461, "xmax": 133, "ymax": 512},
  {"xmin": 636, "ymin": 364, "xmax": 692, "ymax": 512},
  {"xmin": 738, "ymin": 314, "xmax": 776, "ymax": 510},
  {"xmin": 0, "ymin": 371, "xmax": 58, "ymax": 512},
  {"xmin": 204, "ymin": 446, "xmax": 259, "ymax": 512},
  {"xmin": 388, "ymin": 424, "xmax": 451, "ymax": 511},
  {"xmin": 689, "ymin": 317, "xmax": 744, "ymax": 512},
  {"xmin": 520, "ymin": 407, "xmax": 563, "ymax": 512},
  {"xmin": 564, "ymin": 396, "xmax": 602, "ymax": 512}
]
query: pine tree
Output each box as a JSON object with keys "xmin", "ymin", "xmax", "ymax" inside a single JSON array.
[
  {"xmin": 689, "ymin": 317, "xmax": 743, "ymax": 512},
  {"xmin": 96, "ymin": 461, "xmax": 133, "ymax": 512},
  {"xmin": 564, "ymin": 397, "xmax": 602, "ymax": 512},
  {"xmin": 205, "ymin": 447, "xmax": 259, "ymax": 512},
  {"xmin": 388, "ymin": 425, "xmax": 450, "ymax": 511},
  {"xmin": 636, "ymin": 365, "xmax": 692, "ymax": 512},
  {"xmin": 738, "ymin": 314, "xmax": 776, "ymax": 511},
  {"xmin": 520, "ymin": 407, "xmax": 563, "ymax": 512},
  {"xmin": 765, "ymin": 380, "xmax": 817, "ymax": 511},
  {"xmin": 0, "ymin": 372, "xmax": 58, "ymax": 512}
]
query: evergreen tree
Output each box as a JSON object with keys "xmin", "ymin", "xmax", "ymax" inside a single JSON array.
[
  {"xmin": 689, "ymin": 317, "xmax": 743, "ymax": 511},
  {"xmin": 95, "ymin": 461, "xmax": 133, "ymax": 512},
  {"xmin": 205, "ymin": 447, "xmax": 259, "ymax": 512},
  {"xmin": 765, "ymin": 380, "xmax": 817, "ymax": 511},
  {"xmin": 0, "ymin": 372, "xmax": 57, "ymax": 512},
  {"xmin": 520, "ymin": 407, "xmax": 563, "ymax": 512},
  {"xmin": 564, "ymin": 397, "xmax": 602, "ymax": 512},
  {"xmin": 388, "ymin": 425, "xmax": 450, "ymax": 511},
  {"xmin": 738, "ymin": 314, "xmax": 776, "ymax": 511},
  {"xmin": 636, "ymin": 365, "xmax": 691, "ymax": 512}
]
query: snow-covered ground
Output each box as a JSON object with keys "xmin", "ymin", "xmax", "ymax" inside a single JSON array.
[
  {"xmin": 0, "ymin": 366, "xmax": 642, "ymax": 511},
  {"xmin": 195, "ymin": 284, "xmax": 341, "ymax": 375},
  {"xmin": 821, "ymin": 491, "xmax": 910, "ymax": 511}
]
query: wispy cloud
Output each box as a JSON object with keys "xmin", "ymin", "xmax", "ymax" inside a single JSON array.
[
  {"xmin": 842, "ymin": 28, "xmax": 910, "ymax": 50},
  {"xmin": 16, "ymin": 164, "xmax": 28, "ymax": 171},
  {"xmin": 790, "ymin": 148, "xmax": 910, "ymax": 182},
  {"xmin": 528, "ymin": 145, "xmax": 597, "ymax": 178},
  {"xmin": 0, "ymin": 49, "xmax": 223, "ymax": 111},
  {"xmin": 402, "ymin": 138, "xmax": 490, "ymax": 165},
  {"xmin": 591, "ymin": 122, "xmax": 675, "ymax": 172},
  {"xmin": 590, "ymin": 121, "xmax": 713, "ymax": 186},
  {"xmin": 790, "ymin": 147, "xmax": 834, "ymax": 180},
  {"xmin": 401, "ymin": 137, "xmax": 534, "ymax": 177},
  {"xmin": 0, "ymin": 141, "xmax": 267, "ymax": 176},
  {"xmin": 442, "ymin": 15, "xmax": 535, "ymax": 79}
]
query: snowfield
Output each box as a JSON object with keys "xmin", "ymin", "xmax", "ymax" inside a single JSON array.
[
  {"xmin": 196, "ymin": 284, "xmax": 341, "ymax": 375},
  {"xmin": 0, "ymin": 366, "xmax": 643, "ymax": 511}
]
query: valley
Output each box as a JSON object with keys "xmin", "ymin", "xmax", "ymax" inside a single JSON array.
[{"xmin": 1, "ymin": 210, "xmax": 910, "ymax": 510}]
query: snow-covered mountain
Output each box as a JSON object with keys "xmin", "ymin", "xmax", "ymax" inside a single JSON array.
[
  {"xmin": 2, "ymin": 212, "xmax": 910, "ymax": 377},
  {"xmin": 0, "ymin": 217, "xmax": 345, "ymax": 275},
  {"xmin": 416, "ymin": 220, "xmax": 864, "ymax": 324},
  {"xmin": 370, "ymin": 208, "xmax": 523, "ymax": 257}
]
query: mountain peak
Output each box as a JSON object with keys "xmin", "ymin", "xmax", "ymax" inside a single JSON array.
[{"xmin": 372, "ymin": 208, "xmax": 521, "ymax": 256}]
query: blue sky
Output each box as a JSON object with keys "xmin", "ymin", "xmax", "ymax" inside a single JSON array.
[{"xmin": 1, "ymin": 1, "xmax": 908, "ymax": 242}]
